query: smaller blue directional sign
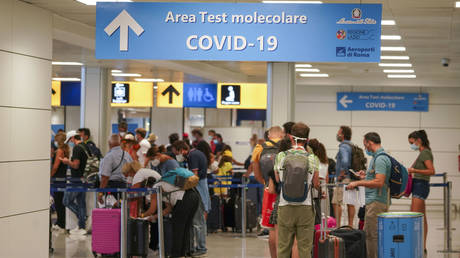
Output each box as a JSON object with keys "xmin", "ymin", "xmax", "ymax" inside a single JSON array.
[
  {"xmin": 337, "ymin": 92, "xmax": 429, "ymax": 112},
  {"xmin": 183, "ymin": 83, "xmax": 217, "ymax": 108}
]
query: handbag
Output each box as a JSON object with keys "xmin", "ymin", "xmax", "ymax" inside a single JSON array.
[{"xmin": 403, "ymin": 173, "xmax": 413, "ymax": 197}]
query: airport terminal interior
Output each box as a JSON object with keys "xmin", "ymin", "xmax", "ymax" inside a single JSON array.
[{"xmin": 1, "ymin": 0, "xmax": 460, "ymax": 257}]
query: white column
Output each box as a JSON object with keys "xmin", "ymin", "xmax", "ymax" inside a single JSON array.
[
  {"xmin": 266, "ymin": 62, "xmax": 296, "ymax": 128},
  {"xmin": 0, "ymin": 0, "xmax": 52, "ymax": 257},
  {"xmin": 80, "ymin": 67, "xmax": 111, "ymax": 154}
]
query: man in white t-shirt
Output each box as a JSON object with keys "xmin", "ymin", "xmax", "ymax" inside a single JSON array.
[{"xmin": 135, "ymin": 128, "xmax": 151, "ymax": 167}]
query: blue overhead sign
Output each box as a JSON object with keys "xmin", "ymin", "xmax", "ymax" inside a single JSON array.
[
  {"xmin": 183, "ymin": 83, "xmax": 217, "ymax": 108},
  {"xmin": 96, "ymin": 2, "xmax": 382, "ymax": 62},
  {"xmin": 337, "ymin": 92, "xmax": 429, "ymax": 112}
]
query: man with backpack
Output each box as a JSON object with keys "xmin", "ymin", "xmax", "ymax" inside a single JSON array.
[
  {"xmin": 78, "ymin": 128, "xmax": 102, "ymax": 160},
  {"xmin": 275, "ymin": 122, "xmax": 319, "ymax": 258},
  {"xmin": 251, "ymin": 126, "xmax": 284, "ymax": 185},
  {"xmin": 334, "ymin": 126, "xmax": 367, "ymax": 227},
  {"xmin": 346, "ymin": 132, "xmax": 391, "ymax": 258}
]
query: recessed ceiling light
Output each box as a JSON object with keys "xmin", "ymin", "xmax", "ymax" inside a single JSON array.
[
  {"xmin": 134, "ymin": 78, "xmax": 165, "ymax": 82},
  {"xmin": 379, "ymin": 63, "xmax": 412, "ymax": 67},
  {"xmin": 262, "ymin": 1, "xmax": 323, "ymax": 3},
  {"xmin": 383, "ymin": 69, "xmax": 414, "ymax": 73},
  {"xmin": 295, "ymin": 64, "xmax": 312, "ymax": 68},
  {"xmin": 381, "ymin": 56, "xmax": 410, "ymax": 60},
  {"xmin": 299, "ymin": 73, "xmax": 329, "ymax": 78},
  {"xmin": 381, "ymin": 46, "xmax": 406, "ymax": 51},
  {"xmin": 381, "ymin": 35, "xmax": 402, "ymax": 40},
  {"xmin": 76, "ymin": 0, "xmax": 131, "ymax": 6},
  {"xmin": 111, "ymin": 73, "xmax": 142, "ymax": 77},
  {"xmin": 52, "ymin": 62, "xmax": 83, "ymax": 66},
  {"xmin": 52, "ymin": 78, "xmax": 81, "ymax": 81},
  {"xmin": 456, "ymin": 1, "xmax": 460, "ymax": 8},
  {"xmin": 154, "ymin": 86, "xmax": 158, "ymax": 89},
  {"xmin": 295, "ymin": 68, "xmax": 320, "ymax": 72},
  {"xmin": 381, "ymin": 20, "xmax": 396, "ymax": 26},
  {"xmin": 387, "ymin": 74, "xmax": 416, "ymax": 79},
  {"xmin": 111, "ymin": 69, "xmax": 122, "ymax": 73}
]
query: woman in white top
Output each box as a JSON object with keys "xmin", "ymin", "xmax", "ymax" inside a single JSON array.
[
  {"xmin": 308, "ymin": 139, "xmax": 330, "ymax": 225},
  {"xmin": 137, "ymin": 174, "xmax": 200, "ymax": 258}
]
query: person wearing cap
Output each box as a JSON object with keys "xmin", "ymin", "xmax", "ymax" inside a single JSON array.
[
  {"xmin": 60, "ymin": 130, "xmax": 88, "ymax": 235},
  {"xmin": 135, "ymin": 128, "xmax": 151, "ymax": 167},
  {"xmin": 122, "ymin": 133, "xmax": 139, "ymax": 161},
  {"xmin": 147, "ymin": 133, "xmax": 158, "ymax": 147},
  {"xmin": 98, "ymin": 134, "xmax": 133, "ymax": 203}
]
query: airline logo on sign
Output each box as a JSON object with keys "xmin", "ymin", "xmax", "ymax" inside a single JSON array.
[
  {"xmin": 217, "ymin": 83, "xmax": 267, "ymax": 109},
  {"xmin": 157, "ymin": 82, "xmax": 183, "ymax": 108}
]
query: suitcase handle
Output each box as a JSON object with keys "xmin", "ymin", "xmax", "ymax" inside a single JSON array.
[{"xmin": 337, "ymin": 225, "xmax": 354, "ymax": 230}]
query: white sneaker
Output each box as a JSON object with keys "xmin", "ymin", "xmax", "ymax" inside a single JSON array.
[
  {"xmin": 69, "ymin": 227, "xmax": 80, "ymax": 234},
  {"xmin": 51, "ymin": 224, "xmax": 61, "ymax": 231},
  {"xmin": 76, "ymin": 228, "xmax": 87, "ymax": 235}
]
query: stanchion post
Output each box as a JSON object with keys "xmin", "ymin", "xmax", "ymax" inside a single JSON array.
[
  {"xmin": 120, "ymin": 191, "xmax": 128, "ymax": 258},
  {"xmin": 438, "ymin": 181, "xmax": 460, "ymax": 254},
  {"xmin": 443, "ymin": 173, "xmax": 448, "ymax": 230},
  {"xmin": 242, "ymin": 180, "xmax": 247, "ymax": 238},
  {"xmin": 157, "ymin": 187, "xmax": 165, "ymax": 258}
]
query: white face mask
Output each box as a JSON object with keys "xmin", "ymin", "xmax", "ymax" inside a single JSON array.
[
  {"xmin": 151, "ymin": 159, "xmax": 160, "ymax": 167},
  {"xmin": 176, "ymin": 154, "xmax": 185, "ymax": 163},
  {"xmin": 126, "ymin": 176, "xmax": 133, "ymax": 184},
  {"xmin": 210, "ymin": 161, "xmax": 219, "ymax": 171},
  {"xmin": 120, "ymin": 132, "xmax": 126, "ymax": 137},
  {"xmin": 54, "ymin": 141, "xmax": 58, "ymax": 147}
]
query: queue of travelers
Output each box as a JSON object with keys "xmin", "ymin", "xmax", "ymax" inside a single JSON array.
[{"xmin": 50, "ymin": 121, "xmax": 435, "ymax": 258}]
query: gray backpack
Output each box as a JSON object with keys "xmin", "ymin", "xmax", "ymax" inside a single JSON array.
[{"xmin": 281, "ymin": 151, "xmax": 311, "ymax": 203}]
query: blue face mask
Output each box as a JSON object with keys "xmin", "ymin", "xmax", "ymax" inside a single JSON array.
[
  {"xmin": 213, "ymin": 139, "xmax": 218, "ymax": 144},
  {"xmin": 365, "ymin": 149, "xmax": 374, "ymax": 156},
  {"xmin": 68, "ymin": 142, "xmax": 75, "ymax": 148},
  {"xmin": 410, "ymin": 143, "xmax": 419, "ymax": 151}
]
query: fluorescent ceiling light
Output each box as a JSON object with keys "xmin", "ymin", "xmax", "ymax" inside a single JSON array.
[
  {"xmin": 52, "ymin": 77, "xmax": 81, "ymax": 81},
  {"xmin": 381, "ymin": 46, "xmax": 406, "ymax": 52},
  {"xmin": 134, "ymin": 78, "xmax": 165, "ymax": 82},
  {"xmin": 111, "ymin": 73, "xmax": 142, "ymax": 77},
  {"xmin": 299, "ymin": 73, "xmax": 329, "ymax": 78},
  {"xmin": 154, "ymin": 86, "xmax": 158, "ymax": 89},
  {"xmin": 296, "ymin": 68, "xmax": 320, "ymax": 72},
  {"xmin": 379, "ymin": 63, "xmax": 412, "ymax": 67},
  {"xmin": 76, "ymin": 0, "xmax": 131, "ymax": 5},
  {"xmin": 111, "ymin": 69, "xmax": 122, "ymax": 73},
  {"xmin": 380, "ymin": 56, "xmax": 410, "ymax": 60},
  {"xmin": 381, "ymin": 20, "xmax": 396, "ymax": 26},
  {"xmin": 263, "ymin": 1, "xmax": 323, "ymax": 3},
  {"xmin": 295, "ymin": 64, "xmax": 312, "ymax": 68},
  {"xmin": 381, "ymin": 35, "xmax": 401, "ymax": 40},
  {"xmin": 383, "ymin": 69, "xmax": 414, "ymax": 73},
  {"xmin": 52, "ymin": 62, "xmax": 83, "ymax": 66},
  {"xmin": 387, "ymin": 74, "xmax": 416, "ymax": 79},
  {"xmin": 456, "ymin": 1, "xmax": 460, "ymax": 8}
]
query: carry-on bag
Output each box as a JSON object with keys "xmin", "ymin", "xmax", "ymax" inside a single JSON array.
[
  {"xmin": 234, "ymin": 197, "xmax": 257, "ymax": 232},
  {"xmin": 330, "ymin": 226, "xmax": 367, "ymax": 258},
  {"xmin": 127, "ymin": 218, "xmax": 149, "ymax": 258},
  {"xmin": 92, "ymin": 208, "xmax": 121, "ymax": 256}
]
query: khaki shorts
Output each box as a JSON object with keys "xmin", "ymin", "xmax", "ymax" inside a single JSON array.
[{"xmin": 331, "ymin": 178, "xmax": 350, "ymax": 205}]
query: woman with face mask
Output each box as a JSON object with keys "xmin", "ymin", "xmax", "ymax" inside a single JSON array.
[
  {"xmin": 145, "ymin": 146, "xmax": 180, "ymax": 176},
  {"xmin": 408, "ymin": 130, "xmax": 435, "ymax": 254}
]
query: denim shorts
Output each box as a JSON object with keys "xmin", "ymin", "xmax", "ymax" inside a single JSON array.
[{"xmin": 412, "ymin": 178, "xmax": 430, "ymax": 200}]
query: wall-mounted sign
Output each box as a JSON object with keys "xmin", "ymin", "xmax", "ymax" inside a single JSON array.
[
  {"xmin": 111, "ymin": 81, "xmax": 153, "ymax": 107},
  {"xmin": 112, "ymin": 83, "xmax": 130, "ymax": 104},
  {"xmin": 51, "ymin": 81, "xmax": 61, "ymax": 107},
  {"xmin": 183, "ymin": 83, "xmax": 217, "ymax": 108},
  {"xmin": 157, "ymin": 82, "xmax": 183, "ymax": 108},
  {"xmin": 96, "ymin": 2, "xmax": 382, "ymax": 62},
  {"xmin": 217, "ymin": 83, "xmax": 267, "ymax": 110},
  {"xmin": 337, "ymin": 92, "xmax": 429, "ymax": 112}
]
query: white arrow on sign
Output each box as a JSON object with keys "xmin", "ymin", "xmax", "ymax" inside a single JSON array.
[
  {"xmin": 339, "ymin": 95, "xmax": 353, "ymax": 108},
  {"xmin": 104, "ymin": 10, "xmax": 144, "ymax": 51}
]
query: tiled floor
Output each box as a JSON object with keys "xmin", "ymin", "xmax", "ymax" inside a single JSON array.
[{"xmin": 50, "ymin": 210, "xmax": 460, "ymax": 258}]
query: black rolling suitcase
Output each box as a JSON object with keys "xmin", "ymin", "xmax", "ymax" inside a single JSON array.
[
  {"xmin": 223, "ymin": 197, "xmax": 236, "ymax": 231},
  {"xmin": 317, "ymin": 215, "xmax": 346, "ymax": 258},
  {"xmin": 207, "ymin": 195, "xmax": 221, "ymax": 233},
  {"xmin": 330, "ymin": 226, "xmax": 367, "ymax": 258},
  {"xmin": 127, "ymin": 219, "xmax": 149, "ymax": 258},
  {"xmin": 234, "ymin": 197, "xmax": 257, "ymax": 232}
]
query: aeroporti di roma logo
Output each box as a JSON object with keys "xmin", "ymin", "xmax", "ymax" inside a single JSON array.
[{"xmin": 336, "ymin": 29, "xmax": 346, "ymax": 40}]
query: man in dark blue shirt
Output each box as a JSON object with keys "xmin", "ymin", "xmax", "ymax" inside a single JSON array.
[{"xmin": 173, "ymin": 141, "xmax": 209, "ymax": 257}]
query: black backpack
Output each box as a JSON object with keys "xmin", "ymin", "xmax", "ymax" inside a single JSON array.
[
  {"xmin": 259, "ymin": 140, "xmax": 280, "ymax": 185},
  {"xmin": 344, "ymin": 143, "xmax": 367, "ymax": 180}
]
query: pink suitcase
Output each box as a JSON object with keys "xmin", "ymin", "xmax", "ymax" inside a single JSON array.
[{"xmin": 92, "ymin": 208, "xmax": 121, "ymax": 255}]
